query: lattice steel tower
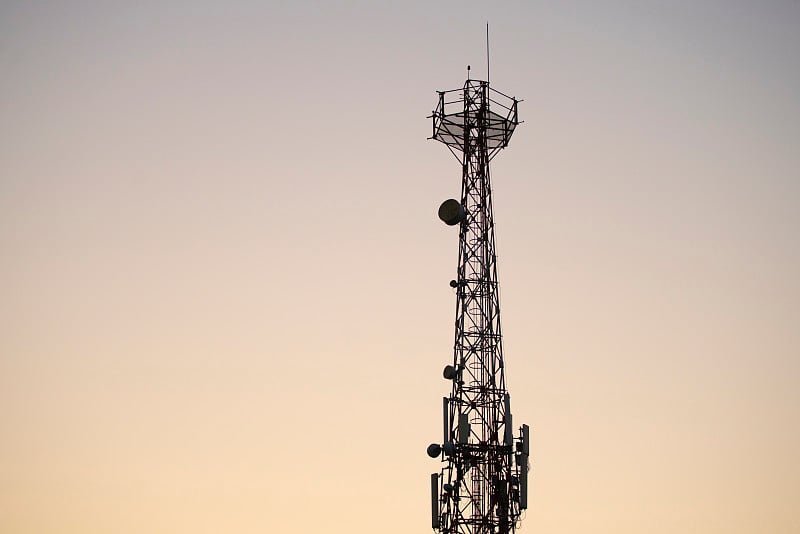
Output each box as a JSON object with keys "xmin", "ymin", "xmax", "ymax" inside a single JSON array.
[{"xmin": 426, "ymin": 72, "xmax": 530, "ymax": 534}]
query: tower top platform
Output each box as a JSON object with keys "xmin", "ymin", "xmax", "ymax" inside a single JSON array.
[{"xmin": 429, "ymin": 79, "xmax": 519, "ymax": 156}]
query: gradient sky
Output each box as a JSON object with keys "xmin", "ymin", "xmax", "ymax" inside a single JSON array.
[{"xmin": 1, "ymin": 2, "xmax": 799, "ymax": 533}]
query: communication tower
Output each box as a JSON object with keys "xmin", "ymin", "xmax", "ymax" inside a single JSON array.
[{"xmin": 426, "ymin": 69, "xmax": 531, "ymax": 534}]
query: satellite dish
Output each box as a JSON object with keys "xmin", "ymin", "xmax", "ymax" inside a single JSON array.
[
  {"xmin": 427, "ymin": 443, "xmax": 442, "ymax": 458},
  {"xmin": 438, "ymin": 199, "xmax": 466, "ymax": 226},
  {"xmin": 443, "ymin": 365, "xmax": 458, "ymax": 380}
]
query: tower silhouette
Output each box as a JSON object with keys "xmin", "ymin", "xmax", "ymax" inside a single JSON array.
[{"xmin": 427, "ymin": 75, "xmax": 530, "ymax": 534}]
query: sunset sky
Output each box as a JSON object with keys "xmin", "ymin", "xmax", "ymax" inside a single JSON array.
[{"xmin": 1, "ymin": 2, "xmax": 798, "ymax": 533}]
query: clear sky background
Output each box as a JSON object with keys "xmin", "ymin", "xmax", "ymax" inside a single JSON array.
[{"xmin": 1, "ymin": 1, "xmax": 798, "ymax": 533}]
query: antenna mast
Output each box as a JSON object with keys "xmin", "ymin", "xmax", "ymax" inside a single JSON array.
[{"xmin": 426, "ymin": 54, "xmax": 530, "ymax": 534}]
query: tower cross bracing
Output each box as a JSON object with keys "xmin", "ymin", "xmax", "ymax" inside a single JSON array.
[{"xmin": 427, "ymin": 78, "xmax": 530, "ymax": 534}]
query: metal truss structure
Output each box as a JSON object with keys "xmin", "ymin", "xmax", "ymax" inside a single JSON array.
[{"xmin": 427, "ymin": 77, "xmax": 530, "ymax": 534}]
